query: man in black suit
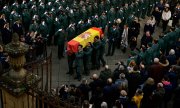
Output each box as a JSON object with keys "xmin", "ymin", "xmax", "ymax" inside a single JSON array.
[
  {"xmin": 1, "ymin": 23, "xmax": 12, "ymax": 45},
  {"xmin": 12, "ymin": 19, "xmax": 23, "ymax": 38}
]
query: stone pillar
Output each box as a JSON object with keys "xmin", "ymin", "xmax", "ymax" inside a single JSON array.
[{"xmin": 0, "ymin": 33, "xmax": 41, "ymax": 108}]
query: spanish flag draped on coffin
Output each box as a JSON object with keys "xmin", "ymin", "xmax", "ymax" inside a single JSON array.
[{"xmin": 67, "ymin": 27, "xmax": 103, "ymax": 53}]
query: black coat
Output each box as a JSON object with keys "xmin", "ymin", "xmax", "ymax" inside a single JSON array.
[
  {"xmin": 127, "ymin": 71, "xmax": 142, "ymax": 99},
  {"xmin": 12, "ymin": 23, "xmax": 23, "ymax": 36},
  {"xmin": 141, "ymin": 84, "xmax": 155, "ymax": 108},
  {"xmin": 1, "ymin": 27, "xmax": 12, "ymax": 44},
  {"xmin": 0, "ymin": 19, "xmax": 6, "ymax": 30},
  {"xmin": 144, "ymin": 24, "xmax": 154, "ymax": 35},
  {"xmin": 141, "ymin": 34, "xmax": 153, "ymax": 47}
]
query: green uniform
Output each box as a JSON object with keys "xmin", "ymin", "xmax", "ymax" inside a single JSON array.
[
  {"xmin": 29, "ymin": 22, "xmax": 39, "ymax": 32},
  {"xmin": 147, "ymin": 0, "xmax": 154, "ymax": 16},
  {"xmin": 83, "ymin": 46, "xmax": 93, "ymax": 75},
  {"xmin": 92, "ymin": 17, "xmax": 100, "ymax": 27},
  {"xmin": 21, "ymin": 2, "xmax": 28, "ymax": 10},
  {"xmin": 87, "ymin": 5, "xmax": 93, "ymax": 17},
  {"xmin": 22, "ymin": 10, "xmax": 31, "ymax": 32},
  {"xmin": 59, "ymin": 13, "xmax": 68, "ymax": 29},
  {"xmin": 167, "ymin": 31, "xmax": 177, "ymax": 48},
  {"xmin": 138, "ymin": 0, "xmax": 144, "ymax": 18},
  {"xmin": 126, "ymin": 14, "xmax": 135, "ymax": 28},
  {"xmin": 92, "ymin": 40, "xmax": 101, "ymax": 69},
  {"xmin": 74, "ymin": 9, "xmax": 80, "ymax": 23},
  {"xmin": 1, "ymin": 6, "xmax": 11, "ymax": 20},
  {"xmin": 107, "ymin": 9, "xmax": 116, "ymax": 23},
  {"xmin": 60, "ymin": 0, "xmax": 67, "ymax": 8},
  {"xmin": 93, "ymin": 3, "xmax": 98, "ymax": 15},
  {"xmin": 38, "ymin": 5, "xmax": 46, "ymax": 17},
  {"xmin": 144, "ymin": 47, "xmax": 153, "ymax": 65},
  {"xmin": 28, "ymin": 0, "xmax": 36, "ymax": 7},
  {"xmin": 66, "ymin": 26, "xmax": 76, "ymax": 41},
  {"xmin": 141, "ymin": 0, "xmax": 149, "ymax": 19},
  {"xmin": 68, "ymin": 10, "xmax": 75, "ymax": 23},
  {"xmin": 54, "ymin": 19, "xmax": 62, "ymax": 33},
  {"xmin": 11, "ymin": 3, "xmax": 20, "ymax": 13},
  {"xmin": 99, "ymin": 14, "xmax": 107, "ymax": 30},
  {"xmin": 138, "ymin": 50, "xmax": 146, "ymax": 62},
  {"xmin": 163, "ymin": 35, "xmax": 170, "ymax": 53},
  {"xmin": 98, "ymin": 2, "xmax": 105, "ymax": 15},
  {"xmin": 151, "ymin": 43, "xmax": 160, "ymax": 58},
  {"xmin": 80, "ymin": 8, "xmax": 88, "ymax": 21},
  {"xmin": 46, "ymin": 2, "xmax": 53, "ymax": 11},
  {"xmin": 116, "ymin": 8, "xmax": 124, "ymax": 21},
  {"xmin": 38, "ymin": 23, "xmax": 49, "ymax": 38},
  {"xmin": 75, "ymin": 50, "xmax": 84, "ymax": 80},
  {"xmin": 9, "ymin": 12, "xmax": 21, "ymax": 26},
  {"xmin": 55, "ymin": 30, "xmax": 65, "ymax": 59},
  {"xmin": 99, "ymin": 38, "xmax": 106, "ymax": 66},
  {"xmin": 175, "ymin": 28, "xmax": 180, "ymax": 40},
  {"xmin": 123, "ymin": 7, "xmax": 129, "ymax": 23},
  {"xmin": 158, "ymin": 37, "xmax": 165, "ymax": 53}
]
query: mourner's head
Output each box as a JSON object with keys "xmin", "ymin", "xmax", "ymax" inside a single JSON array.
[
  {"xmin": 145, "ymin": 31, "xmax": 151, "ymax": 36},
  {"xmin": 94, "ymin": 36, "xmax": 99, "ymax": 42},
  {"xmin": 87, "ymin": 42, "xmax": 91, "ymax": 47},
  {"xmin": 155, "ymin": 7, "xmax": 159, "ymax": 11},
  {"xmin": 78, "ymin": 44, "xmax": 83, "ymax": 51},
  {"xmin": 124, "ymin": 24, "xmax": 128, "ymax": 29}
]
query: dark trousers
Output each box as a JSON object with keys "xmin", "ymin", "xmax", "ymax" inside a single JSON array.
[
  {"xmin": 107, "ymin": 41, "xmax": 116, "ymax": 55},
  {"xmin": 162, "ymin": 20, "xmax": 169, "ymax": 32},
  {"xmin": 58, "ymin": 44, "xmax": 64, "ymax": 59},
  {"xmin": 99, "ymin": 54, "xmax": 106, "ymax": 66},
  {"xmin": 76, "ymin": 65, "xmax": 82, "ymax": 79}
]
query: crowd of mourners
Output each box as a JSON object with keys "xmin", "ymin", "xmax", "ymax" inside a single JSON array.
[{"xmin": 0, "ymin": 0, "xmax": 180, "ymax": 108}]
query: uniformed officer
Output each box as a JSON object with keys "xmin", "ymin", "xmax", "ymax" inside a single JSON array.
[
  {"xmin": 66, "ymin": 23, "xmax": 76, "ymax": 41},
  {"xmin": 55, "ymin": 29, "xmax": 65, "ymax": 59},
  {"xmin": 116, "ymin": 8, "xmax": 124, "ymax": 24},
  {"xmin": 80, "ymin": 5, "xmax": 88, "ymax": 21},
  {"xmin": 59, "ymin": 11, "xmax": 68, "ymax": 29},
  {"xmin": 98, "ymin": 1, "xmax": 105, "ymax": 15},
  {"xmin": 83, "ymin": 42, "xmax": 93, "ymax": 75},
  {"xmin": 75, "ymin": 44, "xmax": 84, "ymax": 81},
  {"xmin": 38, "ymin": 19, "xmax": 49, "ymax": 38},
  {"xmin": 107, "ymin": 7, "xmax": 116, "ymax": 23},
  {"xmin": 144, "ymin": 43, "xmax": 153, "ymax": 65},
  {"xmin": 158, "ymin": 33, "xmax": 165, "ymax": 53},
  {"xmin": 92, "ymin": 36, "xmax": 101, "ymax": 70},
  {"xmin": 99, "ymin": 36, "xmax": 106, "ymax": 67},
  {"xmin": 45, "ymin": 12, "xmax": 54, "ymax": 45},
  {"xmin": 29, "ymin": 20, "xmax": 39, "ymax": 32},
  {"xmin": 92, "ymin": 14, "xmax": 100, "ymax": 27},
  {"xmin": 106, "ymin": 23, "xmax": 119, "ymax": 56},
  {"xmin": 22, "ymin": 9, "xmax": 31, "ymax": 32},
  {"xmin": 99, "ymin": 12, "xmax": 108, "ymax": 32}
]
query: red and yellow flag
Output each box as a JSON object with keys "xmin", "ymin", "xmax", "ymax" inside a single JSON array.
[{"xmin": 67, "ymin": 27, "xmax": 103, "ymax": 53}]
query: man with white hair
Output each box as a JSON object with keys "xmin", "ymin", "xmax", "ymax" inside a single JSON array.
[
  {"xmin": 148, "ymin": 58, "xmax": 165, "ymax": 84},
  {"xmin": 167, "ymin": 49, "xmax": 177, "ymax": 65},
  {"xmin": 151, "ymin": 82, "xmax": 165, "ymax": 108},
  {"xmin": 101, "ymin": 102, "xmax": 108, "ymax": 108},
  {"xmin": 115, "ymin": 73, "xmax": 128, "ymax": 88}
]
